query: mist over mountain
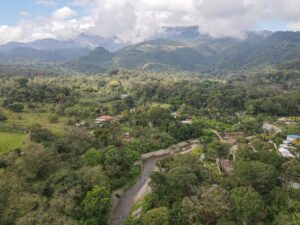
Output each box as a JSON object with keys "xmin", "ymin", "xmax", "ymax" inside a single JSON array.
[
  {"xmin": 0, "ymin": 32, "xmax": 126, "ymax": 53},
  {"xmin": 69, "ymin": 30, "xmax": 300, "ymax": 75},
  {"xmin": 0, "ymin": 33, "xmax": 126, "ymax": 63},
  {"xmin": 0, "ymin": 27, "xmax": 299, "ymax": 75}
]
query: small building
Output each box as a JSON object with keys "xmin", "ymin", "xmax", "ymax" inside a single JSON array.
[
  {"xmin": 291, "ymin": 182, "xmax": 300, "ymax": 189},
  {"xmin": 120, "ymin": 94, "xmax": 129, "ymax": 99},
  {"xmin": 171, "ymin": 112, "xmax": 179, "ymax": 119},
  {"xmin": 181, "ymin": 120, "xmax": 192, "ymax": 125},
  {"xmin": 279, "ymin": 144, "xmax": 289, "ymax": 149},
  {"xmin": 278, "ymin": 147, "xmax": 295, "ymax": 158},
  {"xmin": 278, "ymin": 117, "xmax": 299, "ymax": 125},
  {"xmin": 75, "ymin": 121, "xmax": 87, "ymax": 127},
  {"xmin": 283, "ymin": 140, "xmax": 290, "ymax": 145},
  {"xmin": 95, "ymin": 116, "xmax": 113, "ymax": 124}
]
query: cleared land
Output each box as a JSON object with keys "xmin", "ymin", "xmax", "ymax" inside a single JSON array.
[{"xmin": 0, "ymin": 132, "xmax": 27, "ymax": 154}]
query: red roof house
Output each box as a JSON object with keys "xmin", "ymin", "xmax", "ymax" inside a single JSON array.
[{"xmin": 95, "ymin": 116, "xmax": 113, "ymax": 124}]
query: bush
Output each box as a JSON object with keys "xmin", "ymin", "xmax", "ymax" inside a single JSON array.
[
  {"xmin": 0, "ymin": 114, "xmax": 7, "ymax": 121},
  {"xmin": 30, "ymin": 126, "xmax": 55, "ymax": 143},
  {"xmin": 8, "ymin": 103, "xmax": 24, "ymax": 112},
  {"xmin": 48, "ymin": 115, "xmax": 59, "ymax": 123}
]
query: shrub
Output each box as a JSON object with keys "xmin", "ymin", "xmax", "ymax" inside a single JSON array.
[
  {"xmin": 8, "ymin": 103, "xmax": 24, "ymax": 112},
  {"xmin": 48, "ymin": 115, "xmax": 59, "ymax": 123},
  {"xmin": 0, "ymin": 114, "xmax": 7, "ymax": 121}
]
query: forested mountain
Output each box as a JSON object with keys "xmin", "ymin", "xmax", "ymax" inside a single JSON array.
[
  {"xmin": 0, "ymin": 33, "xmax": 125, "ymax": 52},
  {"xmin": 0, "ymin": 47, "xmax": 91, "ymax": 63},
  {"xmin": 0, "ymin": 34, "xmax": 125, "ymax": 64},
  {"xmin": 71, "ymin": 31, "xmax": 300, "ymax": 74},
  {"xmin": 0, "ymin": 29, "xmax": 299, "ymax": 75}
]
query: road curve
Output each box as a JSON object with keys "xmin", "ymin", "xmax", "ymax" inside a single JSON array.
[{"xmin": 111, "ymin": 143, "xmax": 198, "ymax": 225}]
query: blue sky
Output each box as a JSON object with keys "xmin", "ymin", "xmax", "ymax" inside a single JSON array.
[
  {"xmin": 256, "ymin": 20, "xmax": 288, "ymax": 32},
  {"xmin": 0, "ymin": 1, "xmax": 289, "ymax": 31},
  {"xmin": 0, "ymin": 1, "xmax": 52, "ymax": 25},
  {"xmin": 0, "ymin": 0, "xmax": 299, "ymax": 44}
]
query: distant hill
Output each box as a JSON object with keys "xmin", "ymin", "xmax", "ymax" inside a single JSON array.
[
  {"xmin": 0, "ymin": 29, "xmax": 299, "ymax": 75},
  {"xmin": 0, "ymin": 34, "xmax": 126, "ymax": 64},
  {"xmin": 0, "ymin": 33, "xmax": 126, "ymax": 52},
  {"xmin": 68, "ymin": 47, "xmax": 113, "ymax": 73},
  {"xmin": 70, "ymin": 31, "xmax": 300, "ymax": 74},
  {"xmin": 0, "ymin": 47, "xmax": 90, "ymax": 64}
]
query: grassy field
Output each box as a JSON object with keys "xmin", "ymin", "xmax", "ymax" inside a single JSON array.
[
  {"xmin": 1, "ymin": 106, "xmax": 69, "ymax": 136},
  {"xmin": 0, "ymin": 132, "xmax": 27, "ymax": 154}
]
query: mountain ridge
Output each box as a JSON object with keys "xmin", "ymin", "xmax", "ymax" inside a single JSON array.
[
  {"xmin": 0, "ymin": 29, "xmax": 299, "ymax": 75},
  {"xmin": 69, "ymin": 31, "xmax": 300, "ymax": 74}
]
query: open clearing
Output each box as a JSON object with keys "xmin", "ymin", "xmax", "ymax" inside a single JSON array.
[{"xmin": 0, "ymin": 132, "xmax": 27, "ymax": 154}]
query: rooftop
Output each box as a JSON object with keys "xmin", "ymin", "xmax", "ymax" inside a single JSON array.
[
  {"xmin": 287, "ymin": 135, "xmax": 300, "ymax": 139},
  {"xmin": 278, "ymin": 148, "xmax": 295, "ymax": 158},
  {"xmin": 96, "ymin": 116, "xmax": 113, "ymax": 120}
]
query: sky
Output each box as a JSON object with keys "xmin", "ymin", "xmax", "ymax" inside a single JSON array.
[{"xmin": 0, "ymin": 0, "xmax": 299, "ymax": 44}]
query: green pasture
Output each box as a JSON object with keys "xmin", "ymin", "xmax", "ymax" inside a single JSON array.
[
  {"xmin": 0, "ymin": 132, "xmax": 27, "ymax": 154},
  {"xmin": 1, "ymin": 105, "xmax": 69, "ymax": 135}
]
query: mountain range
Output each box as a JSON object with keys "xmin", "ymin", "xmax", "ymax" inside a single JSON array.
[
  {"xmin": 69, "ymin": 30, "xmax": 300, "ymax": 74},
  {"xmin": 0, "ymin": 27, "xmax": 299, "ymax": 75}
]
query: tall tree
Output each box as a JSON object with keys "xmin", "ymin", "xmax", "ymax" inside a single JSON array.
[
  {"xmin": 182, "ymin": 186, "xmax": 229, "ymax": 225},
  {"xmin": 80, "ymin": 185, "xmax": 110, "ymax": 225},
  {"xmin": 140, "ymin": 207, "xmax": 170, "ymax": 225},
  {"xmin": 229, "ymin": 187, "xmax": 265, "ymax": 225}
]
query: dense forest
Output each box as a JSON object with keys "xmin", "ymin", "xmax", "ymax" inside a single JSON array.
[{"xmin": 0, "ymin": 66, "xmax": 300, "ymax": 225}]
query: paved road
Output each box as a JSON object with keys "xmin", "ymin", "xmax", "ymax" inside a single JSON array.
[{"xmin": 111, "ymin": 143, "xmax": 198, "ymax": 225}]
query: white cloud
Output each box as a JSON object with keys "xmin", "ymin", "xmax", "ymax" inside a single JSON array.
[
  {"xmin": 52, "ymin": 6, "xmax": 77, "ymax": 20},
  {"xmin": 288, "ymin": 22, "xmax": 300, "ymax": 31},
  {"xmin": 0, "ymin": 25, "xmax": 23, "ymax": 44},
  {"xmin": 0, "ymin": 0, "xmax": 299, "ymax": 44},
  {"xmin": 0, "ymin": 6, "xmax": 80, "ymax": 44}
]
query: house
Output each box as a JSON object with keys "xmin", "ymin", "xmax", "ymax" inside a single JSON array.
[
  {"xmin": 219, "ymin": 159, "xmax": 233, "ymax": 173},
  {"xmin": 120, "ymin": 94, "xmax": 129, "ymax": 99},
  {"xmin": 181, "ymin": 120, "xmax": 192, "ymax": 125},
  {"xmin": 279, "ymin": 144, "xmax": 289, "ymax": 149},
  {"xmin": 278, "ymin": 147, "xmax": 295, "ymax": 158},
  {"xmin": 95, "ymin": 116, "xmax": 113, "ymax": 124},
  {"xmin": 291, "ymin": 182, "xmax": 300, "ymax": 189},
  {"xmin": 277, "ymin": 134, "xmax": 299, "ymax": 158},
  {"xmin": 171, "ymin": 112, "xmax": 179, "ymax": 119},
  {"xmin": 75, "ymin": 121, "xmax": 87, "ymax": 127},
  {"xmin": 278, "ymin": 117, "xmax": 300, "ymax": 125}
]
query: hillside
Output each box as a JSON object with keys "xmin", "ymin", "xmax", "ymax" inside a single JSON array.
[
  {"xmin": 71, "ymin": 31, "xmax": 300, "ymax": 75},
  {"xmin": 0, "ymin": 30, "xmax": 299, "ymax": 75},
  {"xmin": 0, "ymin": 34, "xmax": 124, "ymax": 64},
  {"xmin": 0, "ymin": 47, "xmax": 90, "ymax": 64}
]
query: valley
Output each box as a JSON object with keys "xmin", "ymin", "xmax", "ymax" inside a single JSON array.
[
  {"xmin": 0, "ymin": 67, "xmax": 299, "ymax": 225},
  {"xmin": 1, "ymin": 1, "xmax": 300, "ymax": 224}
]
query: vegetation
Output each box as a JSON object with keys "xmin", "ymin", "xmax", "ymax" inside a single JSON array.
[
  {"xmin": 0, "ymin": 67, "xmax": 299, "ymax": 225},
  {"xmin": 0, "ymin": 132, "xmax": 27, "ymax": 154}
]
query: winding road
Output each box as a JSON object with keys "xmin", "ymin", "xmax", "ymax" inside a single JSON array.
[{"xmin": 111, "ymin": 142, "xmax": 199, "ymax": 225}]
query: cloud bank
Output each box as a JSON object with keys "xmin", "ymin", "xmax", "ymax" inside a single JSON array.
[{"xmin": 0, "ymin": 0, "xmax": 299, "ymax": 44}]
